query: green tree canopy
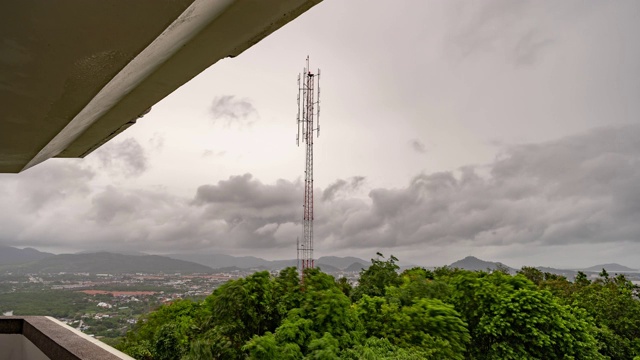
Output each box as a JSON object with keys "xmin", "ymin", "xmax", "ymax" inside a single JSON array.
[
  {"xmin": 117, "ymin": 255, "xmax": 640, "ymax": 360},
  {"xmin": 351, "ymin": 253, "xmax": 401, "ymax": 301}
]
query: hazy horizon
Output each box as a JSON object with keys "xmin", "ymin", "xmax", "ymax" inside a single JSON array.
[{"xmin": 4, "ymin": 244, "xmax": 638, "ymax": 271}]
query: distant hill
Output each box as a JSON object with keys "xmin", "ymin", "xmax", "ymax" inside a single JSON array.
[
  {"xmin": 212, "ymin": 266, "xmax": 244, "ymax": 273},
  {"xmin": 165, "ymin": 253, "xmax": 368, "ymax": 271},
  {"xmin": 315, "ymin": 263, "xmax": 341, "ymax": 273},
  {"xmin": 5, "ymin": 252, "xmax": 214, "ymax": 274},
  {"xmin": 344, "ymin": 262, "xmax": 368, "ymax": 272},
  {"xmin": 0, "ymin": 246, "xmax": 54, "ymax": 265},
  {"xmin": 316, "ymin": 256, "xmax": 369, "ymax": 270},
  {"xmin": 166, "ymin": 253, "xmax": 270, "ymax": 269},
  {"xmin": 450, "ymin": 256, "xmax": 515, "ymax": 273},
  {"xmin": 535, "ymin": 266, "xmax": 577, "ymax": 278},
  {"xmin": 76, "ymin": 249, "xmax": 149, "ymax": 256},
  {"xmin": 581, "ymin": 263, "xmax": 638, "ymax": 272},
  {"xmin": 267, "ymin": 260, "xmax": 298, "ymax": 270}
]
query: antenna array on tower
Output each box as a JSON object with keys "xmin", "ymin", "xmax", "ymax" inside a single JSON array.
[{"xmin": 296, "ymin": 56, "xmax": 321, "ymax": 277}]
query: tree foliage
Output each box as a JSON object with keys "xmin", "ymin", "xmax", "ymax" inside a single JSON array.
[
  {"xmin": 118, "ymin": 255, "xmax": 640, "ymax": 359},
  {"xmin": 351, "ymin": 253, "xmax": 401, "ymax": 301}
]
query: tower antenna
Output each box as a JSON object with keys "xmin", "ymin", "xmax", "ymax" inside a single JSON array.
[{"xmin": 296, "ymin": 56, "xmax": 321, "ymax": 279}]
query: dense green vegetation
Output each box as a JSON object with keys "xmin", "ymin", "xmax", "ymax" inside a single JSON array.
[
  {"xmin": 0, "ymin": 288, "xmax": 161, "ymax": 318},
  {"xmin": 117, "ymin": 255, "xmax": 640, "ymax": 359},
  {"xmin": 3, "ymin": 252, "xmax": 214, "ymax": 274},
  {"xmin": 0, "ymin": 290, "xmax": 96, "ymax": 317}
]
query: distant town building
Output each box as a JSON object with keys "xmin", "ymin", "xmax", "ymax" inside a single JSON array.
[{"xmin": 96, "ymin": 302, "xmax": 112, "ymax": 309}]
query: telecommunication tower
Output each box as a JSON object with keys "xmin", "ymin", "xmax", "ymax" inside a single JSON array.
[{"xmin": 296, "ymin": 56, "xmax": 321, "ymax": 276}]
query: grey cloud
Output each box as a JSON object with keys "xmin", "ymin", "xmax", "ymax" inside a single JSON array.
[
  {"xmin": 148, "ymin": 133, "xmax": 165, "ymax": 152},
  {"xmin": 192, "ymin": 174, "xmax": 302, "ymax": 248},
  {"xmin": 513, "ymin": 30, "xmax": 554, "ymax": 66},
  {"xmin": 329, "ymin": 124, "xmax": 640, "ymax": 250},
  {"xmin": 93, "ymin": 138, "xmax": 148, "ymax": 177},
  {"xmin": 447, "ymin": 0, "xmax": 554, "ymax": 66},
  {"xmin": 202, "ymin": 149, "xmax": 226, "ymax": 158},
  {"xmin": 15, "ymin": 161, "xmax": 95, "ymax": 212},
  {"xmin": 202, "ymin": 150, "xmax": 213, "ymax": 157},
  {"xmin": 322, "ymin": 176, "xmax": 365, "ymax": 201},
  {"xmin": 194, "ymin": 173, "xmax": 299, "ymax": 209},
  {"xmin": 1, "ymin": 125, "xmax": 638, "ymax": 257},
  {"xmin": 409, "ymin": 139, "xmax": 427, "ymax": 154},
  {"xmin": 210, "ymin": 95, "xmax": 257, "ymax": 127},
  {"xmin": 80, "ymin": 187, "xmax": 196, "ymax": 252},
  {"xmin": 0, "ymin": 171, "xmax": 301, "ymax": 253},
  {"xmin": 89, "ymin": 186, "xmax": 138, "ymax": 224},
  {"xmin": 448, "ymin": 0, "xmax": 527, "ymax": 58},
  {"xmin": 0, "ymin": 160, "xmax": 95, "ymax": 248}
]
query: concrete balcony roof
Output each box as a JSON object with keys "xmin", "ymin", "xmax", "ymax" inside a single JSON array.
[{"xmin": 0, "ymin": 0, "xmax": 321, "ymax": 173}]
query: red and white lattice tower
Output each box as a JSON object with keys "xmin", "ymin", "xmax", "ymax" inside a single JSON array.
[{"xmin": 296, "ymin": 56, "xmax": 320, "ymax": 277}]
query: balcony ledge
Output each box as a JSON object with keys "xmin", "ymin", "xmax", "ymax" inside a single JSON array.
[{"xmin": 0, "ymin": 316, "xmax": 132, "ymax": 360}]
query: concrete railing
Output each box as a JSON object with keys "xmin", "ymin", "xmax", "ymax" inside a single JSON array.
[{"xmin": 0, "ymin": 317, "xmax": 133, "ymax": 360}]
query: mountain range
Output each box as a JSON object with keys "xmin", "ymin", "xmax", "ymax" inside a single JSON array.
[
  {"xmin": 0, "ymin": 246, "xmax": 637, "ymax": 275},
  {"xmin": 0, "ymin": 247, "xmax": 371, "ymax": 274},
  {"xmin": 166, "ymin": 252, "xmax": 370, "ymax": 272},
  {"xmin": 0, "ymin": 245, "xmax": 54, "ymax": 265},
  {"xmin": 2, "ymin": 252, "xmax": 214, "ymax": 274},
  {"xmin": 446, "ymin": 256, "xmax": 639, "ymax": 277}
]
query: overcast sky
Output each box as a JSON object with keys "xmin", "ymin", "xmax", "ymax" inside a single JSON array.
[{"xmin": 1, "ymin": 0, "xmax": 640, "ymax": 269}]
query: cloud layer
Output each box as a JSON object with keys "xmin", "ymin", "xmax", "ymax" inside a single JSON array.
[
  {"xmin": 447, "ymin": 0, "xmax": 557, "ymax": 66},
  {"xmin": 94, "ymin": 138, "xmax": 148, "ymax": 177},
  {"xmin": 1, "ymin": 125, "xmax": 638, "ymax": 263},
  {"xmin": 210, "ymin": 95, "xmax": 258, "ymax": 127}
]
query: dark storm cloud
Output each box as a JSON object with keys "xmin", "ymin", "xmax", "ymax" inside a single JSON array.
[
  {"xmin": 192, "ymin": 174, "xmax": 302, "ymax": 248},
  {"xmin": 94, "ymin": 138, "xmax": 148, "ymax": 177},
  {"xmin": 194, "ymin": 173, "xmax": 298, "ymax": 209},
  {"xmin": 210, "ymin": 95, "xmax": 257, "ymax": 127},
  {"xmin": 409, "ymin": 139, "xmax": 427, "ymax": 154}
]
